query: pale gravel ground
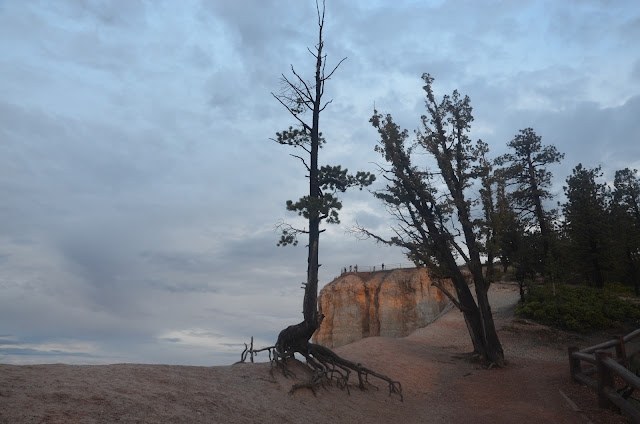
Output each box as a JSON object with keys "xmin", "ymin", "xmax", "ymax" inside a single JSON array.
[{"xmin": 0, "ymin": 282, "xmax": 628, "ymax": 424}]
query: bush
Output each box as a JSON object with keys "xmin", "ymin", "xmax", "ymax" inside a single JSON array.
[
  {"xmin": 515, "ymin": 284, "xmax": 640, "ymax": 333},
  {"xmin": 604, "ymin": 282, "xmax": 636, "ymax": 296}
]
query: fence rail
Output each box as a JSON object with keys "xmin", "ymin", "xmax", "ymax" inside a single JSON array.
[{"xmin": 568, "ymin": 328, "xmax": 640, "ymax": 422}]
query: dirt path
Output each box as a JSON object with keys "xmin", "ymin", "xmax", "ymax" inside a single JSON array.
[{"xmin": 0, "ymin": 282, "xmax": 628, "ymax": 423}]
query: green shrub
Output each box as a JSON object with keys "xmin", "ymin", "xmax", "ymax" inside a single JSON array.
[
  {"xmin": 604, "ymin": 282, "xmax": 636, "ymax": 296},
  {"xmin": 515, "ymin": 284, "xmax": 640, "ymax": 333}
]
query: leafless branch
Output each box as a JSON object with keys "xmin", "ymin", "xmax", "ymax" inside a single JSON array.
[
  {"xmin": 319, "ymin": 99, "xmax": 333, "ymax": 112},
  {"xmin": 307, "ymin": 46, "xmax": 319, "ymax": 59},
  {"xmin": 279, "ymin": 75, "xmax": 314, "ymax": 111},
  {"xmin": 275, "ymin": 219, "xmax": 309, "ymax": 235},
  {"xmin": 271, "ymin": 93, "xmax": 311, "ymax": 132},
  {"xmin": 288, "ymin": 67, "xmax": 314, "ymax": 103},
  {"xmin": 349, "ymin": 222, "xmax": 393, "ymax": 244},
  {"xmin": 316, "ymin": 0, "xmax": 325, "ymax": 30},
  {"xmin": 431, "ymin": 280, "xmax": 466, "ymax": 312},
  {"xmin": 323, "ymin": 57, "xmax": 347, "ymax": 81},
  {"xmin": 290, "ymin": 154, "xmax": 311, "ymax": 172},
  {"xmin": 236, "ymin": 337, "xmax": 276, "ymax": 364}
]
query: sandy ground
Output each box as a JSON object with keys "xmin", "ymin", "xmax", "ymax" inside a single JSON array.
[{"xmin": 0, "ymin": 282, "xmax": 631, "ymax": 423}]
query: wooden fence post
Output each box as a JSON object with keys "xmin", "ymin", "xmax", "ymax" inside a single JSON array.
[
  {"xmin": 596, "ymin": 350, "xmax": 614, "ymax": 409},
  {"xmin": 615, "ymin": 335, "xmax": 627, "ymax": 366},
  {"xmin": 568, "ymin": 346, "xmax": 581, "ymax": 380}
]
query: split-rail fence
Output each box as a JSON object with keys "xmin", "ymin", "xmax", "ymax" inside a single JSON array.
[{"xmin": 569, "ymin": 328, "xmax": 640, "ymax": 422}]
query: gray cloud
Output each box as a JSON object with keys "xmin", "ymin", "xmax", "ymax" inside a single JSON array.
[
  {"xmin": 0, "ymin": 347, "xmax": 94, "ymax": 357},
  {"xmin": 0, "ymin": 0, "xmax": 639, "ymax": 366}
]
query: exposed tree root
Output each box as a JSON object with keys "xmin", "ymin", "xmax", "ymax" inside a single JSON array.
[
  {"xmin": 452, "ymin": 351, "xmax": 506, "ymax": 369},
  {"xmin": 239, "ymin": 333, "xmax": 403, "ymax": 401},
  {"xmin": 236, "ymin": 337, "xmax": 276, "ymax": 364}
]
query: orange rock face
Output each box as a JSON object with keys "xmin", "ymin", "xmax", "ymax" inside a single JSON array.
[{"xmin": 313, "ymin": 268, "xmax": 454, "ymax": 348}]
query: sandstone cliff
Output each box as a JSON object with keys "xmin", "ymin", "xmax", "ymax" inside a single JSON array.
[{"xmin": 313, "ymin": 268, "xmax": 454, "ymax": 348}]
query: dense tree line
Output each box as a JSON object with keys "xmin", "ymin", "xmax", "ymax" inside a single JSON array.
[
  {"xmin": 559, "ymin": 165, "xmax": 640, "ymax": 293},
  {"xmin": 478, "ymin": 132, "xmax": 640, "ymax": 297}
]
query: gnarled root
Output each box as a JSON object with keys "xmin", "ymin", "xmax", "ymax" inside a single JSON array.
[
  {"xmin": 240, "ymin": 321, "xmax": 402, "ymax": 401},
  {"xmin": 236, "ymin": 336, "xmax": 275, "ymax": 364},
  {"xmin": 305, "ymin": 343, "xmax": 403, "ymax": 400},
  {"xmin": 270, "ymin": 328, "xmax": 402, "ymax": 401},
  {"xmin": 272, "ymin": 343, "xmax": 402, "ymax": 400}
]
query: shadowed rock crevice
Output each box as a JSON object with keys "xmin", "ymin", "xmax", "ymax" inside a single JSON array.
[
  {"xmin": 362, "ymin": 281, "xmax": 371, "ymax": 338},
  {"xmin": 373, "ymin": 276, "xmax": 382, "ymax": 336}
]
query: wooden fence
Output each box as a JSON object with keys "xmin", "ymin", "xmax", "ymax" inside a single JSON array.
[{"xmin": 569, "ymin": 328, "xmax": 640, "ymax": 422}]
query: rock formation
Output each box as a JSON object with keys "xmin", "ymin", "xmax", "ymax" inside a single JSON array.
[{"xmin": 313, "ymin": 267, "xmax": 454, "ymax": 348}]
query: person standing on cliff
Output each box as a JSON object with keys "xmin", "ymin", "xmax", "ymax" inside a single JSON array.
[{"xmin": 382, "ymin": 263, "xmax": 385, "ymax": 270}]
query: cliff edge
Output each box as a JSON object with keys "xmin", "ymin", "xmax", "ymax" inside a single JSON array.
[{"xmin": 313, "ymin": 267, "xmax": 454, "ymax": 348}]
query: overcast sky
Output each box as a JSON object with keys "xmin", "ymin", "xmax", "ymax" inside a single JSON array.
[{"xmin": 1, "ymin": 0, "xmax": 639, "ymax": 366}]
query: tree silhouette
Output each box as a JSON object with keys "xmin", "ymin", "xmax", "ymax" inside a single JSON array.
[
  {"xmin": 241, "ymin": 1, "xmax": 401, "ymax": 399},
  {"xmin": 355, "ymin": 74, "xmax": 504, "ymax": 365},
  {"xmin": 562, "ymin": 164, "xmax": 609, "ymax": 288},
  {"xmin": 614, "ymin": 168, "xmax": 640, "ymax": 224},
  {"xmin": 496, "ymin": 128, "xmax": 564, "ymax": 261},
  {"xmin": 610, "ymin": 168, "xmax": 640, "ymax": 294}
]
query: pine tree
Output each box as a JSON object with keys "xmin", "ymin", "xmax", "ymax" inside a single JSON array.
[
  {"xmin": 611, "ymin": 168, "xmax": 640, "ymax": 294},
  {"xmin": 562, "ymin": 164, "xmax": 610, "ymax": 288},
  {"xmin": 614, "ymin": 168, "xmax": 640, "ymax": 224},
  {"xmin": 357, "ymin": 74, "xmax": 504, "ymax": 365},
  {"xmin": 496, "ymin": 128, "xmax": 564, "ymax": 261}
]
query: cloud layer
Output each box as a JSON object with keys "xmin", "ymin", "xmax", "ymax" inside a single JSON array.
[{"xmin": 1, "ymin": 0, "xmax": 639, "ymax": 365}]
